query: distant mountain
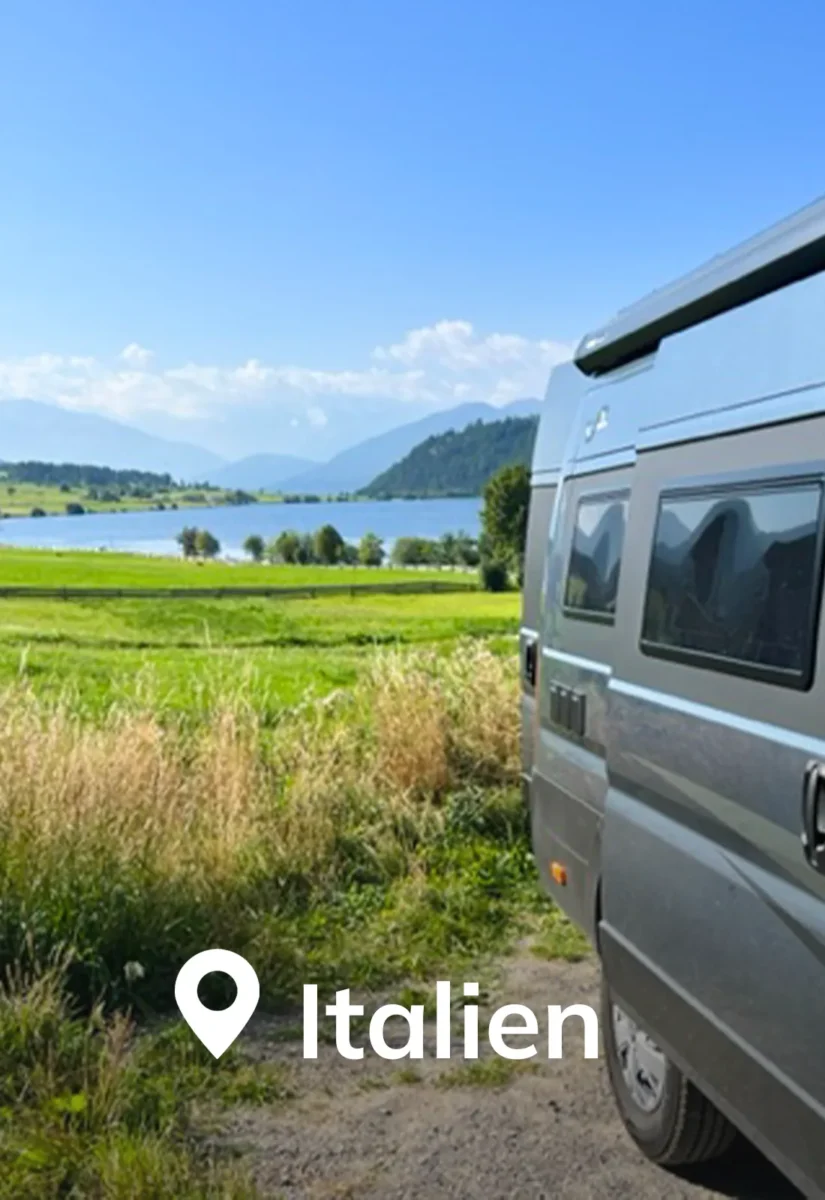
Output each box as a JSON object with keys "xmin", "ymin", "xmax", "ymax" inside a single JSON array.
[
  {"xmin": 0, "ymin": 399, "xmax": 225, "ymax": 481},
  {"xmin": 0, "ymin": 396, "xmax": 542, "ymax": 494},
  {"xmin": 207, "ymin": 453, "xmax": 316, "ymax": 491},
  {"xmin": 362, "ymin": 416, "xmax": 538, "ymax": 498},
  {"xmin": 280, "ymin": 399, "xmax": 541, "ymax": 495},
  {"xmin": 502, "ymin": 398, "xmax": 545, "ymax": 419}
]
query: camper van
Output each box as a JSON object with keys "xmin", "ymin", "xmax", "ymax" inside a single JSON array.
[{"xmin": 522, "ymin": 197, "xmax": 825, "ymax": 1196}]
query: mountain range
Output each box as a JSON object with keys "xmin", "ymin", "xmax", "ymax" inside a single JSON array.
[
  {"xmin": 207, "ymin": 454, "xmax": 317, "ymax": 491},
  {"xmin": 0, "ymin": 396, "xmax": 541, "ymax": 494},
  {"xmin": 272, "ymin": 399, "xmax": 540, "ymax": 494},
  {"xmin": 0, "ymin": 399, "xmax": 223, "ymax": 481}
]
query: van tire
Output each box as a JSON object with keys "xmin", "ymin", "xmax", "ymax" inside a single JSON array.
[{"xmin": 601, "ymin": 975, "xmax": 736, "ymax": 1166}]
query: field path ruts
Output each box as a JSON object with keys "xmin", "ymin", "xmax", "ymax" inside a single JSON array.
[{"xmin": 224, "ymin": 955, "xmax": 801, "ymax": 1200}]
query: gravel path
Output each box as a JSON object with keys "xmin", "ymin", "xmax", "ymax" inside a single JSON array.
[{"xmin": 226, "ymin": 954, "xmax": 801, "ymax": 1200}]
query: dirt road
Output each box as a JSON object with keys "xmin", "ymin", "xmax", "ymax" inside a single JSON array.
[{"xmin": 228, "ymin": 954, "xmax": 801, "ymax": 1200}]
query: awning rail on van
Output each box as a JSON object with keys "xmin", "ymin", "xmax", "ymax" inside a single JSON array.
[{"xmin": 576, "ymin": 194, "xmax": 825, "ymax": 376}]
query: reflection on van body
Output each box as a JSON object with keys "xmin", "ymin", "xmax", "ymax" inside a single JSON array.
[
  {"xmin": 565, "ymin": 497, "xmax": 627, "ymax": 619},
  {"xmin": 642, "ymin": 482, "xmax": 823, "ymax": 682},
  {"xmin": 522, "ymin": 196, "xmax": 825, "ymax": 1197}
]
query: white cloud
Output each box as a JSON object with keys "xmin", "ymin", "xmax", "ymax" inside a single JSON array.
[
  {"xmin": 0, "ymin": 321, "xmax": 573, "ymax": 424},
  {"xmin": 120, "ymin": 342, "xmax": 154, "ymax": 366},
  {"xmin": 373, "ymin": 319, "xmax": 571, "ymax": 378}
]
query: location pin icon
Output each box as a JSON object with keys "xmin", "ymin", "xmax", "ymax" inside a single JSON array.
[{"xmin": 175, "ymin": 948, "xmax": 260, "ymax": 1058}]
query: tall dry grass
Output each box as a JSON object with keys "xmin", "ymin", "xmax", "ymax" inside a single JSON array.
[{"xmin": 0, "ymin": 643, "xmax": 522, "ymax": 1009}]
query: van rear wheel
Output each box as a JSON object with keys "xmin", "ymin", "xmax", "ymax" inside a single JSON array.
[{"xmin": 601, "ymin": 975, "xmax": 736, "ymax": 1166}]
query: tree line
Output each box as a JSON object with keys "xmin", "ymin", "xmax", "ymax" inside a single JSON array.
[
  {"xmin": 175, "ymin": 461, "xmax": 532, "ymax": 586},
  {"xmin": 176, "ymin": 524, "xmax": 479, "ymax": 568},
  {"xmin": 0, "ymin": 460, "xmax": 175, "ymax": 489}
]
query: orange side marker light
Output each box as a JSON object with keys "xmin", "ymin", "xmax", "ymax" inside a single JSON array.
[{"xmin": 550, "ymin": 861, "xmax": 568, "ymax": 886}]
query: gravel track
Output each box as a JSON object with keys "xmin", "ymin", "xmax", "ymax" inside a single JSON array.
[{"xmin": 223, "ymin": 954, "xmax": 801, "ymax": 1199}]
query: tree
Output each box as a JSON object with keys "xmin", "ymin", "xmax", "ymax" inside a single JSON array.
[
  {"xmin": 65, "ymin": 501, "xmax": 86, "ymax": 515},
  {"xmin": 391, "ymin": 536, "xmax": 436, "ymax": 566},
  {"xmin": 480, "ymin": 463, "xmax": 531, "ymax": 584},
  {"xmin": 194, "ymin": 529, "xmax": 220, "ymax": 559},
  {"xmin": 314, "ymin": 523, "xmax": 344, "ymax": 565},
  {"xmin": 296, "ymin": 532, "xmax": 316, "ymax": 564},
  {"xmin": 268, "ymin": 530, "xmax": 301, "ymax": 564},
  {"xmin": 177, "ymin": 526, "xmax": 198, "ymax": 558},
  {"xmin": 437, "ymin": 531, "xmax": 458, "ymax": 567},
  {"xmin": 243, "ymin": 534, "xmax": 265, "ymax": 562},
  {"xmin": 341, "ymin": 541, "xmax": 359, "ymax": 565},
  {"xmin": 454, "ymin": 530, "xmax": 480, "ymax": 568},
  {"xmin": 358, "ymin": 531, "xmax": 385, "ymax": 567}
]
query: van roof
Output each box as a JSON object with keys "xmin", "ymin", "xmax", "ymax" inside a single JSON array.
[{"xmin": 575, "ymin": 194, "xmax": 825, "ymax": 377}]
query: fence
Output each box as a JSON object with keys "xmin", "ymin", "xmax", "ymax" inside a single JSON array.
[{"xmin": 0, "ymin": 579, "xmax": 478, "ymax": 601}]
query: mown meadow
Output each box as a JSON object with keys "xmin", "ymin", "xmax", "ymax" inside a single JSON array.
[{"xmin": 0, "ymin": 548, "xmax": 585, "ymax": 1197}]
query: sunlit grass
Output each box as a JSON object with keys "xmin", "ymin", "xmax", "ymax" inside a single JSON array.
[{"xmin": 0, "ymin": 545, "xmax": 471, "ymax": 588}]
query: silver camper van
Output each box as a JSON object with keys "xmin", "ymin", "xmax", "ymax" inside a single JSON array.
[{"xmin": 522, "ymin": 197, "xmax": 825, "ymax": 1197}]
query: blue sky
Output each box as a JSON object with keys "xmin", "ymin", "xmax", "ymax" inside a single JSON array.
[{"xmin": 1, "ymin": 0, "xmax": 824, "ymax": 459}]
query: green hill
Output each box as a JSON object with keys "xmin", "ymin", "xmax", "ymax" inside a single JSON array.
[{"xmin": 361, "ymin": 415, "xmax": 538, "ymax": 498}]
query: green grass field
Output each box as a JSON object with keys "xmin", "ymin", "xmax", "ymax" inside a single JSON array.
[
  {"xmin": 0, "ymin": 481, "xmax": 285, "ymax": 518},
  {"xmin": 0, "ymin": 546, "xmax": 467, "ymax": 587},
  {"xmin": 0, "ymin": 549, "xmax": 514, "ymax": 714},
  {"xmin": 0, "ymin": 548, "xmax": 584, "ymax": 1197}
]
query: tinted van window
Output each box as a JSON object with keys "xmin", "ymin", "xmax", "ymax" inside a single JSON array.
[
  {"xmin": 523, "ymin": 484, "xmax": 556, "ymax": 631},
  {"xmin": 564, "ymin": 494, "xmax": 628, "ymax": 620},
  {"xmin": 641, "ymin": 479, "xmax": 824, "ymax": 686}
]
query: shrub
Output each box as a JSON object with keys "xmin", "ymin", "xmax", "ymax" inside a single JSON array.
[
  {"xmin": 0, "ymin": 644, "xmax": 523, "ymax": 1012},
  {"xmin": 480, "ymin": 559, "xmax": 509, "ymax": 592},
  {"xmin": 0, "ymin": 959, "xmax": 275, "ymax": 1195}
]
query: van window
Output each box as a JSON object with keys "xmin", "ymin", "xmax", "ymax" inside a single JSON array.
[
  {"xmin": 564, "ymin": 493, "xmax": 628, "ymax": 621},
  {"xmin": 641, "ymin": 478, "xmax": 825, "ymax": 687},
  {"xmin": 522, "ymin": 484, "xmax": 556, "ymax": 631}
]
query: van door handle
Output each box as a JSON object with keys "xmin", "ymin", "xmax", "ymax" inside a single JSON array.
[
  {"xmin": 524, "ymin": 638, "xmax": 538, "ymax": 688},
  {"xmin": 802, "ymin": 760, "xmax": 825, "ymax": 872}
]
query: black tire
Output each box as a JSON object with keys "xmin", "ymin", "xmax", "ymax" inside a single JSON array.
[{"xmin": 601, "ymin": 974, "xmax": 736, "ymax": 1166}]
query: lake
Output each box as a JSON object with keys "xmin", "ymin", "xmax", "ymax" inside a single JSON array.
[{"xmin": 0, "ymin": 496, "xmax": 483, "ymax": 557}]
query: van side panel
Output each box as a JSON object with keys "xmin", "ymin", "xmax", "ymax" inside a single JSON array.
[
  {"xmin": 603, "ymin": 417, "xmax": 825, "ymax": 1196},
  {"xmin": 521, "ymin": 360, "xmax": 588, "ymax": 785},
  {"xmin": 520, "ymin": 482, "xmax": 555, "ymax": 781},
  {"xmin": 531, "ymin": 464, "xmax": 632, "ymax": 937}
]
